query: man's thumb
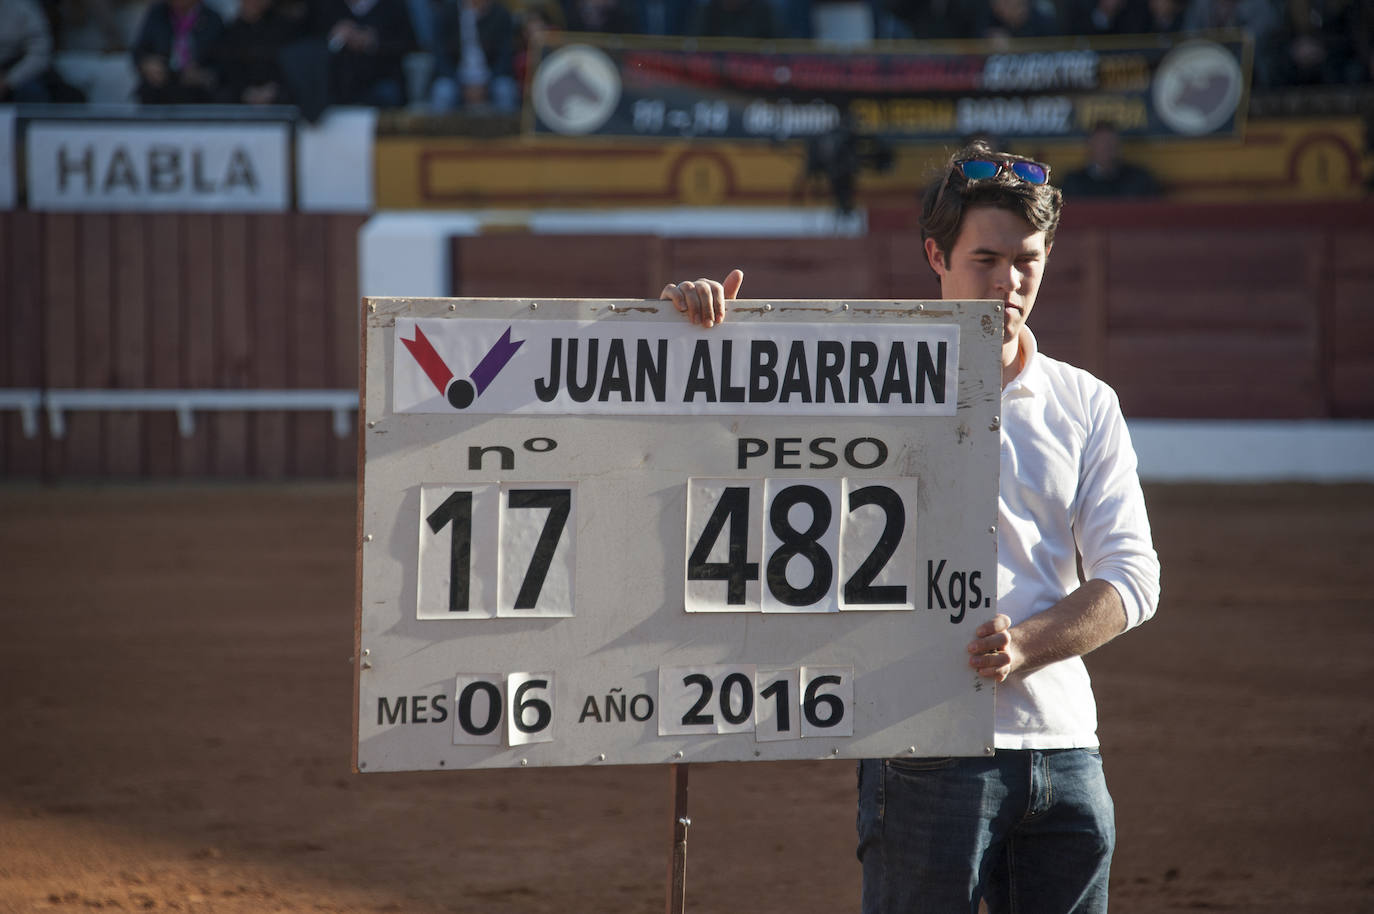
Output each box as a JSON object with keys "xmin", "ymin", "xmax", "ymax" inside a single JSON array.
[{"xmin": 724, "ymin": 268, "xmax": 745, "ymax": 300}]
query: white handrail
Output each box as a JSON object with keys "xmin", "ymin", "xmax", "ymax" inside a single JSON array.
[
  {"xmin": 0, "ymin": 389, "xmax": 359, "ymax": 440},
  {"xmin": 0, "ymin": 389, "xmax": 43, "ymax": 438}
]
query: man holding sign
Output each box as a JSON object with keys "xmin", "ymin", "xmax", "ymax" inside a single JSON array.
[{"xmin": 661, "ymin": 142, "xmax": 1161, "ymax": 913}]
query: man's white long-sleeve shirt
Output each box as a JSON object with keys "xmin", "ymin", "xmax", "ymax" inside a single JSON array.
[{"xmin": 994, "ymin": 328, "xmax": 1161, "ymax": 749}]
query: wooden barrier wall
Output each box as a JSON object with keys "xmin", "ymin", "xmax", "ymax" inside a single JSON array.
[
  {"xmin": 0, "ymin": 212, "xmax": 366, "ymax": 480},
  {"xmin": 452, "ymin": 201, "xmax": 1374, "ymax": 421},
  {"xmin": 3, "ymin": 202, "xmax": 1369, "ymax": 480}
]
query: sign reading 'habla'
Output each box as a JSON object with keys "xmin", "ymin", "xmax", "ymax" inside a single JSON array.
[{"xmin": 26, "ymin": 123, "xmax": 289, "ymax": 211}]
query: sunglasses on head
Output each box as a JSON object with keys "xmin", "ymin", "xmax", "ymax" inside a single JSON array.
[{"xmin": 955, "ymin": 158, "xmax": 1051, "ymax": 185}]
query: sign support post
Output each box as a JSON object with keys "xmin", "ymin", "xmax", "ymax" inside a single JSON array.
[{"xmin": 666, "ymin": 763, "xmax": 690, "ymax": 914}]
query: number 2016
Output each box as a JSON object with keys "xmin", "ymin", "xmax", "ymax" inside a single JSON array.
[
  {"xmin": 658, "ymin": 665, "xmax": 854, "ymax": 740},
  {"xmin": 684, "ymin": 477, "xmax": 918, "ymax": 613}
]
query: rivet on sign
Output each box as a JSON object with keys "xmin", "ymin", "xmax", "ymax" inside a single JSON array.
[
  {"xmin": 907, "ymin": 746, "xmax": 917, "ymax": 754},
  {"xmin": 367, "ymin": 420, "xmax": 377, "ymax": 428},
  {"xmin": 448, "ymin": 303, "xmax": 456, "ymax": 311},
  {"xmin": 984, "ymin": 746, "xmax": 995, "ymax": 756},
  {"xmin": 674, "ymin": 751, "xmax": 684, "ymax": 759},
  {"xmin": 364, "ymin": 534, "xmax": 373, "ymax": 542},
  {"xmin": 831, "ymin": 747, "xmax": 841, "ymax": 755},
  {"xmin": 990, "ymin": 416, "xmax": 1001, "ymax": 430},
  {"xmin": 362, "ymin": 649, "xmax": 370, "ymax": 656},
  {"xmin": 438, "ymin": 760, "xmax": 446, "ymax": 767},
  {"xmin": 989, "ymin": 525, "xmax": 997, "ymax": 534},
  {"xmin": 597, "ymin": 753, "xmax": 606, "ymax": 762},
  {"xmin": 754, "ymin": 750, "xmax": 761, "ymax": 757},
  {"xmin": 608, "ymin": 303, "xmax": 618, "ymax": 312},
  {"xmin": 994, "ymin": 304, "xmax": 1003, "ymax": 313},
  {"xmin": 520, "ymin": 758, "xmax": 528, "ymax": 767},
  {"xmin": 842, "ymin": 303, "xmax": 850, "ymax": 311},
  {"xmin": 359, "ymin": 762, "xmax": 367, "ymax": 769},
  {"xmin": 530, "ymin": 302, "xmax": 539, "ymax": 310},
  {"xmin": 368, "ymin": 303, "xmax": 376, "ymax": 313},
  {"xmin": 916, "ymin": 303, "xmax": 925, "ymax": 311},
  {"xmin": 763, "ymin": 303, "xmax": 773, "ymax": 311}
]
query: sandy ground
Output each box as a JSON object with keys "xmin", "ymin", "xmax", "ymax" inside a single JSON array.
[{"xmin": 1, "ymin": 483, "xmax": 1372, "ymax": 914}]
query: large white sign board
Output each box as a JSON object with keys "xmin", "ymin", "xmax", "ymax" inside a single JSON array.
[{"xmin": 356, "ymin": 297, "xmax": 1001, "ymax": 772}]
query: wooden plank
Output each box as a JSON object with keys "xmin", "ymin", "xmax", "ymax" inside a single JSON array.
[
  {"xmin": 1104, "ymin": 230, "xmax": 1317, "ymax": 292},
  {"xmin": 328, "ymin": 214, "xmax": 365, "ymax": 389},
  {"xmin": 214, "ymin": 213, "xmax": 251, "ymax": 476},
  {"xmin": 1328, "ymin": 361, "xmax": 1374, "ymax": 417},
  {"xmin": 77, "ymin": 214, "xmax": 115, "ymax": 475},
  {"xmin": 327, "ymin": 214, "xmax": 365, "ymax": 477},
  {"xmin": 43, "ymin": 213, "xmax": 102, "ymax": 478},
  {"xmin": 0, "ymin": 213, "xmax": 46, "ymax": 476},
  {"xmin": 456, "ymin": 234, "xmax": 665, "ymax": 299},
  {"xmin": 145, "ymin": 213, "xmax": 184, "ymax": 477},
  {"xmin": 871, "ymin": 233, "xmax": 940, "ymax": 301},
  {"xmin": 667, "ymin": 238, "xmax": 876, "ymax": 300},
  {"xmin": 1107, "ymin": 232, "xmax": 1321, "ymax": 332},
  {"xmin": 1107, "ymin": 333, "xmax": 1323, "ymax": 418},
  {"xmin": 289, "ymin": 214, "xmax": 331, "ymax": 476},
  {"xmin": 249, "ymin": 213, "xmax": 289, "ymax": 478},
  {"xmin": 1331, "ymin": 232, "xmax": 1374, "ymax": 278},
  {"xmin": 1109, "ymin": 288, "xmax": 1318, "ymax": 334},
  {"xmin": 107, "ymin": 213, "xmax": 148, "ymax": 476},
  {"xmin": 179, "ymin": 213, "xmax": 217, "ymax": 476}
]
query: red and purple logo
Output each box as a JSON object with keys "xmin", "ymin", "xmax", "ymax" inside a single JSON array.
[{"xmin": 401, "ymin": 325, "xmax": 525, "ymax": 409}]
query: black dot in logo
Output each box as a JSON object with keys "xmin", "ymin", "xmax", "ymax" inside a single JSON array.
[{"xmin": 446, "ymin": 379, "xmax": 475, "ymax": 409}]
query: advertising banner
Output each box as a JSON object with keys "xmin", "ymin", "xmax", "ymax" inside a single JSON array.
[{"xmin": 527, "ymin": 33, "xmax": 1251, "ymax": 142}]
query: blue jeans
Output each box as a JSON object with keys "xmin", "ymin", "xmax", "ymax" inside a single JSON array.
[{"xmin": 857, "ymin": 749, "xmax": 1115, "ymax": 914}]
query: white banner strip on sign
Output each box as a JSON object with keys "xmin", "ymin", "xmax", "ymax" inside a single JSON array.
[
  {"xmin": 25, "ymin": 122, "xmax": 290, "ymax": 211},
  {"xmin": 393, "ymin": 317, "xmax": 959, "ymax": 417}
]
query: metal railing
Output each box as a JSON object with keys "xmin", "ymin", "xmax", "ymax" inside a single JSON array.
[{"xmin": 1, "ymin": 389, "xmax": 359, "ymax": 440}]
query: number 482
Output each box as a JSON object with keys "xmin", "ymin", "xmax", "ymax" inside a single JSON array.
[{"xmin": 684, "ymin": 477, "xmax": 918, "ymax": 613}]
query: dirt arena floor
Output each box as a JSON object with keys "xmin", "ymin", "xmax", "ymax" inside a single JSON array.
[{"xmin": 1, "ymin": 483, "xmax": 1371, "ymax": 914}]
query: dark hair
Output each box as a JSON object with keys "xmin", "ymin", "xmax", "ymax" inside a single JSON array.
[{"xmin": 919, "ymin": 142, "xmax": 1063, "ymax": 274}]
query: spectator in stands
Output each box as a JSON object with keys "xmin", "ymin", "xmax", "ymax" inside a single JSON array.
[
  {"xmin": 1060, "ymin": 121, "xmax": 1163, "ymax": 197},
  {"xmin": 512, "ymin": 0, "xmax": 559, "ymax": 89},
  {"xmin": 1059, "ymin": 0, "xmax": 1149, "ymax": 34},
  {"xmin": 1273, "ymin": 0, "xmax": 1363, "ymax": 85},
  {"xmin": 1, "ymin": 0, "xmax": 54, "ymax": 101},
  {"xmin": 886, "ymin": 0, "xmax": 987, "ymax": 38},
  {"xmin": 1182, "ymin": 0, "xmax": 1280, "ymax": 84},
  {"xmin": 213, "ymin": 0, "xmax": 304, "ymax": 103},
  {"xmin": 313, "ymin": 0, "xmax": 416, "ymax": 106},
  {"xmin": 430, "ymin": 0, "xmax": 518, "ymax": 112},
  {"xmin": 984, "ymin": 0, "xmax": 1059, "ymax": 39},
  {"xmin": 688, "ymin": 0, "xmax": 779, "ymax": 37},
  {"xmin": 47, "ymin": 0, "xmax": 128, "ymax": 51},
  {"xmin": 563, "ymin": 0, "xmax": 637, "ymax": 31},
  {"xmin": 131, "ymin": 0, "xmax": 225, "ymax": 103},
  {"xmin": 1144, "ymin": 0, "xmax": 1184, "ymax": 31},
  {"xmin": 1357, "ymin": 0, "xmax": 1374, "ymax": 82}
]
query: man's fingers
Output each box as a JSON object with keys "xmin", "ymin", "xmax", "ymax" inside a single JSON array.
[
  {"xmin": 722, "ymin": 268, "xmax": 744, "ymax": 300},
  {"xmin": 975, "ymin": 614, "xmax": 1011, "ymax": 639},
  {"xmin": 662, "ymin": 270, "xmax": 743, "ymax": 328},
  {"xmin": 659, "ymin": 283, "xmax": 687, "ymax": 312}
]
